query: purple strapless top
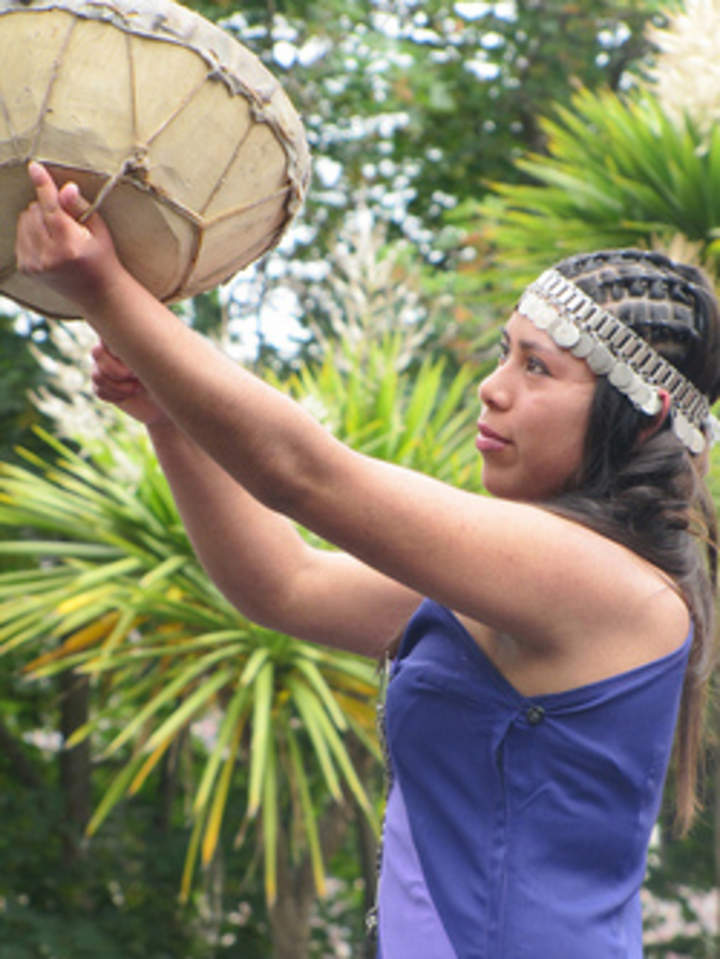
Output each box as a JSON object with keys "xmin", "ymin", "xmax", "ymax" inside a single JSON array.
[{"xmin": 376, "ymin": 599, "xmax": 691, "ymax": 959}]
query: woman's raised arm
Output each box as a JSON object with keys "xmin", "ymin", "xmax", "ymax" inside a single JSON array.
[
  {"xmin": 92, "ymin": 344, "xmax": 421, "ymax": 656},
  {"xmin": 16, "ymin": 163, "xmax": 681, "ymax": 661}
]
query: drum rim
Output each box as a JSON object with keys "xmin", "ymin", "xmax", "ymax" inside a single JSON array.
[
  {"xmin": 0, "ymin": 0, "xmax": 311, "ymax": 186},
  {"xmin": 0, "ymin": 0, "xmax": 312, "ymax": 315}
]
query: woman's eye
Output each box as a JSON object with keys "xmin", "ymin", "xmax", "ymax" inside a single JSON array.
[
  {"xmin": 494, "ymin": 341, "xmax": 549, "ymax": 375},
  {"xmin": 526, "ymin": 356, "xmax": 549, "ymax": 375}
]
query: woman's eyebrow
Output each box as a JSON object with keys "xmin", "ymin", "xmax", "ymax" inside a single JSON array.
[
  {"xmin": 501, "ymin": 326, "xmax": 560, "ymax": 357},
  {"xmin": 518, "ymin": 337, "xmax": 558, "ymax": 356}
]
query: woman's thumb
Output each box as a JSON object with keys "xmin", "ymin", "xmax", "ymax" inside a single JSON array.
[{"xmin": 58, "ymin": 181, "xmax": 93, "ymax": 222}]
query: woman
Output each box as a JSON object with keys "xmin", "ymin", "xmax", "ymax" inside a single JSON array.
[{"xmin": 16, "ymin": 162, "xmax": 720, "ymax": 957}]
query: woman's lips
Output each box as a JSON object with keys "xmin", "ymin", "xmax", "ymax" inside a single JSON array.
[{"xmin": 476, "ymin": 421, "xmax": 510, "ymax": 453}]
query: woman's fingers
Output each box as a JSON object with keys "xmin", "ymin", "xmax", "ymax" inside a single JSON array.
[
  {"xmin": 27, "ymin": 161, "xmax": 61, "ymax": 223},
  {"xmin": 16, "ymin": 162, "xmax": 115, "ymax": 310},
  {"xmin": 25, "ymin": 162, "xmax": 90, "ymax": 242},
  {"xmin": 91, "ymin": 351, "xmax": 144, "ymax": 402},
  {"xmin": 58, "ymin": 180, "xmax": 92, "ymax": 222},
  {"xmin": 91, "ymin": 341, "xmax": 134, "ymax": 379},
  {"xmin": 92, "ymin": 374, "xmax": 142, "ymax": 402},
  {"xmin": 92, "ymin": 370, "xmax": 135, "ymax": 397},
  {"xmin": 15, "ymin": 201, "xmax": 51, "ymax": 269},
  {"xmin": 90, "ymin": 346, "xmax": 167, "ymax": 425},
  {"xmin": 91, "ymin": 342, "xmax": 142, "ymax": 405}
]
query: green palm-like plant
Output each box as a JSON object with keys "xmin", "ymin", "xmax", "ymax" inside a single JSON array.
[
  {"xmin": 472, "ymin": 86, "xmax": 720, "ymax": 298},
  {"xmin": 278, "ymin": 334, "xmax": 481, "ymax": 483},
  {"xmin": 0, "ymin": 323, "xmax": 483, "ymax": 934},
  {"xmin": 0, "ymin": 424, "xmax": 382, "ymax": 906}
]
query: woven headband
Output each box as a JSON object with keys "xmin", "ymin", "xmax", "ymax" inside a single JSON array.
[{"xmin": 518, "ymin": 268, "xmax": 717, "ymax": 455}]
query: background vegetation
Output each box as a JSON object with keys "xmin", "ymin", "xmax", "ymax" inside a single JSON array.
[{"xmin": 1, "ymin": 0, "xmax": 719, "ymax": 956}]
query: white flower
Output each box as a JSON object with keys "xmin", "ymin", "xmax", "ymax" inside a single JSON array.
[{"xmin": 646, "ymin": 0, "xmax": 720, "ymax": 137}]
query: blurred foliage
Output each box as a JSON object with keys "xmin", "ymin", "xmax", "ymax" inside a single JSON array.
[
  {"xmin": 0, "ymin": 313, "xmax": 51, "ymax": 466},
  {"xmin": 172, "ymin": 0, "xmax": 664, "ymax": 362},
  {"xmin": 0, "ymin": 276, "xmax": 483, "ymax": 953},
  {"xmin": 0, "ymin": 424, "xmax": 380, "ymax": 909},
  {"xmin": 461, "ymin": 86, "xmax": 720, "ymax": 305},
  {"xmin": 0, "ymin": 771, "xmax": 269, "ymax": 958},
  {"xmin": 221, "ymin": 0, "xmax": 658, "ymax": 207}
]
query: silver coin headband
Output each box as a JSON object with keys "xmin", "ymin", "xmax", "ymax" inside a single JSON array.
[{"xmin": 518, "ymin": 268, "xmax": 718, "ymax": 455}]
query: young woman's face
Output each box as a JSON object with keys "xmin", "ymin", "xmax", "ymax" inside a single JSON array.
[{"xmin": 477, "ymin": 311, "xmax": 597, "ymax": 501}]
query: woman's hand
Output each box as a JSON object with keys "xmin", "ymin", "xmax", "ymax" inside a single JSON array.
[
  {"xmin": 15, "ymin": 161, "xmax": 125, "ymax": 309},
  {"xmin": 91, "ymin": 341, "xmax": 170, "ymax": 427}
]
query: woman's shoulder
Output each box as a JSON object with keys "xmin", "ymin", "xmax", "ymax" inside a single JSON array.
[
  {"xmin": 630, "ymin": 572, "xmax": 691, "ymax": 658},
  {"xmin": 549, "ymin": 529, "xmax": 691, "ymax": 678},
  {"xmin": 447, "ymin": 529, "xmax": 692, "ymax": 696}
]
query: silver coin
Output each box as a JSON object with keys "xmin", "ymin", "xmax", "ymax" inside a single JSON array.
[
  {"xmin": 608, "ymin": 362, "xmax": 633, "ymax": 390},
  {"xmin": 639, "ymin": 389, "xmax": 662, "ymax": 416},
  {"xmin": 551, "ymin": 321, "xmax": 580, "ymax": 349},
  {"xmin": 689, "ymin": 428, "xmax": 705, "ymax": 455},
  {"xmin": 627, "ymin": 377, "xmax": 652, "ymax": 407},
  {"xmin": 531, "ymin": 302, "xmax": 557, "ymax": 331},
  {"xmin": 570, "ymin": 332, "xmax": 595, "ymax": 359},
  {"xmin": 586, "ymin": 343, "xmax": 614, "ymax": 375},
  {"xmin": 672, "ymin": 413, "xmax": 690, "ymax": 447}
]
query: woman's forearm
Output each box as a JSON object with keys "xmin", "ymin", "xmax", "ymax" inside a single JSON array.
[
  {"xmin": 86, "ymin": 270, "xmax": 337, "ymax": 519},
  {"xmin": 145, "ymin": 418, "xmax": 419, "ymax": 654},
  {"xmin": 16, "ymin": 162, "xmax": 343, "ymax": 535},
  {"xmin": 146, "ymin": 418, "xmax": 316, "ymax": 627}
]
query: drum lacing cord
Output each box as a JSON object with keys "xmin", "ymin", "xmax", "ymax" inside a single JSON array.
[
  {"xmin": 77, "ymin": 163, "xmax": 129, "ymax": 225},
  {"xmin": 0, "ymin": 151, "xmax": 149, "ymax": 289}
]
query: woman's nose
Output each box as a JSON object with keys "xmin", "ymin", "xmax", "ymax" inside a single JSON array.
[{"xmin": 478, "ymin": 363, "xmax": 511, "ymax": 409}]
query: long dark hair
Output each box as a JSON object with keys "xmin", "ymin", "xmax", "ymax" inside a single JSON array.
[{"xmin": 547, "ymin": 249, "xmax": 720, "ymax": 832}]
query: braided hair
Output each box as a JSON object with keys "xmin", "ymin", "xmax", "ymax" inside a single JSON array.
[{"xmin": 548, "ymin": 249, "xmax": 720, "ymax": 832}]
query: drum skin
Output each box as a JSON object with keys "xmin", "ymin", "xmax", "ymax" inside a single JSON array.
[{"xmin": 0, "ymin": 0, "xmax": 311, "ymax": 318}]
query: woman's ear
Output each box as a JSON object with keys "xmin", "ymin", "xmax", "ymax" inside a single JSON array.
[{"xmin": 636, "ymin": 389, "xmax": 671, "ymax": 446}]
